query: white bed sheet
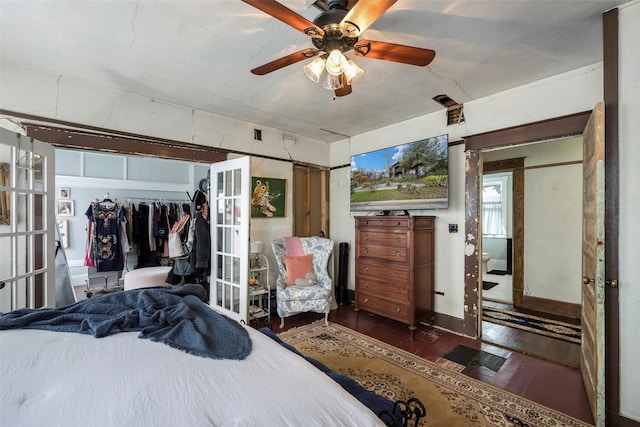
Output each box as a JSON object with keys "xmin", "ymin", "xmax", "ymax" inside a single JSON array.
[{"xmin": 0, "ymin": 326, "xmax": 385, "ymax": 427}]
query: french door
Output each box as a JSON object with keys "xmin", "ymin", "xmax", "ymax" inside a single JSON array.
[
  {"xmin": 0, "ymin": 129, "xmax": 55, "ymax": 311},
  {"xmin": 209, "ymin": 156, "xmax": 250, "ymax": 324}
]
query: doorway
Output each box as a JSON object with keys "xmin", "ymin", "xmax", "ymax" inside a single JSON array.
[
  {"xmin": 481, "ymin": 138, "xmax": 583, "ymax": 318},
  {"xmin": 481, "ymin": 171, "xmax": 514, "ymax": 304},
  {"xmin": 478, "ymin": 138, "xmax": 584, "ymax": 366}
]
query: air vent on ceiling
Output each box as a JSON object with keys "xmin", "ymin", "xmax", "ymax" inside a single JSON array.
[{"xmin": 433, "ymin": 94, "xmax": 465, "ymax": 126}]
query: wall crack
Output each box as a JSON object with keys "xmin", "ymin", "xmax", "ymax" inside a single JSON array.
[
  {"xmin": 127, "ymin": 0, "xmax": 140, "ymax": 59},
  {"xmin": 55, "ymin": 74, "xmax": 62, "ymax": 117}
]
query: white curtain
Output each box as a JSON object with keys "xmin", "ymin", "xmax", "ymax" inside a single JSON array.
[{"xmin": 483, "ymin": 201, "xmax": 505, "ymax": 235}]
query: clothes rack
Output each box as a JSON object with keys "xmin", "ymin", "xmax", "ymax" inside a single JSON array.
[{"xmin": 126, "ymin": 197, "xmax": 190, "ymax": 204}]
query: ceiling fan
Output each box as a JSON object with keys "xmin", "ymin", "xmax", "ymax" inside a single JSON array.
[{"xmin": 242, "ymin": 0, "xmax": 436, "ymax": 97}]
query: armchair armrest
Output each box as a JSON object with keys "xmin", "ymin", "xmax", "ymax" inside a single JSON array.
[
  {"xmin": 276, "ymin": 275, "xmax": 288, "ymax": 292},
  {"xmin": 315, "ymin": 273, "xmax": 333, "ymax": 291}
]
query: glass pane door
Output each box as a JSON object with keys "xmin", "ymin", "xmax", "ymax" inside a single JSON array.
[
  {"xmin": 0, "ymin": 129, "xmax": 55, "ymax": 311},
  {"xmin": 209, "ymin": 156, "xmax": 250, "ymax": 324}
]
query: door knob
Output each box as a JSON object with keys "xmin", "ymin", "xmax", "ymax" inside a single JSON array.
[{"xmin": 583, "ymin": 277, "xmax": 619, "ymax": 288}]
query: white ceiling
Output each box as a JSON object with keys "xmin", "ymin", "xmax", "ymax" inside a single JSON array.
[{"xmin": 0, "ymin": 0, "xmax": 627, "ymax": 143}]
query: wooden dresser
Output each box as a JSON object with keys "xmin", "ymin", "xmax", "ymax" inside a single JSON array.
[{"xmin": 354, "ymin": 215, "xmax": 435, "ymax": 340}]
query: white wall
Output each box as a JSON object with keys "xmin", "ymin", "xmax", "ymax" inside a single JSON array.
[
  {"xmin": 0, "ymin": 60, "xmax": 331, "ymax": 168},
  {"xmin": 236, "ymin": 153, "xmax": 294, "ymax": 288},
  {"xmin": 618, "ymin": 1, "xmax": 640, "ymax": 421}
]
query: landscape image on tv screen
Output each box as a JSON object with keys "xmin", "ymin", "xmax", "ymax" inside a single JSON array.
[{"xmin": 350, "ymin": 134, "xmax": 449, "ymax": 212}]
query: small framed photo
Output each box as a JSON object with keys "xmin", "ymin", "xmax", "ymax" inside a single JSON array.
[
  {"xmin": 56, "ymin": 199, "xmax": 74, "ymax": 217},
  {"xmin": 59, "ymin": 188, "xmax": 70, "ymax": 199}
]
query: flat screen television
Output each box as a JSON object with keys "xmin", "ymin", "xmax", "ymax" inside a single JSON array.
[{"xmin": 350, "ymin": 134, "xmax": 449, "ymax": 212}]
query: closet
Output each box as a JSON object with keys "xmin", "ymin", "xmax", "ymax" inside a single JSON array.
[{"xmin": 55, "ymin": 149, "xmax": 210, "ymax": 299}]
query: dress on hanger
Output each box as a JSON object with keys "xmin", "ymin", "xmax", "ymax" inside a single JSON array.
[{"xmin": 85, "ymin": 200, "xmax": 127, "ymax": 272}]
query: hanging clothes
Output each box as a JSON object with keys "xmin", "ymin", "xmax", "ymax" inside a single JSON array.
[
  {"xmin": 123, "ymin": 199, "xmax": 191, "ymax": 269},
  {"xmin": 84, "ymin": 200, "xmax": 127, "ymax": 272},
  {"xmin": 135, "ymin": 202, "xmax": 158, "ymax": 268},
  {"xmin": 189, "ymin": 208, "xmax": 210, "ymax": 277}
]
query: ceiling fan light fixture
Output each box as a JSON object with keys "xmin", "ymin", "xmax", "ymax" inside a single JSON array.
[
  {"xmin": 325, "ymin": 49, "xmax": 346, "ymax": 76},
  {"xmin": 323, "ymin": 72, "xmax": 343, "ymax": 90},
  {"xmin": 303, "ymin": 57, "xmax": 325, "ymax": 83},
  {"xmin": 343, "ymin": 59, "xmax": 363, "ymax": 84}
]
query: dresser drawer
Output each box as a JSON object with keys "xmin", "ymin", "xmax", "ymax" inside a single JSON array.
[
  {"xmin": 359, "ymin": 231, "xmax": 407, "ymax": 248},
  {"xmin": 357, "ymin": 278, "xmax": 410, "ymax": 303},
  {"xmin": 359, "ymin": 244, "xmax": 407, "ymax": 262},
  {"xmin": 356, "ymin": 293, "xmax": 410, "ymax": 323},
  {"xmin": 356, "ymin": 261, "xmax": 409, "ymax": 282},
  {"xmin": 356, "ymin": 217, "xmax": 410, "ymax": 230}
]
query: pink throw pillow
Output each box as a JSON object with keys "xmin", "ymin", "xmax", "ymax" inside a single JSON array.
[{"xmin": 284, "ymin": 255, "xmax": 313, "ymax": 286}]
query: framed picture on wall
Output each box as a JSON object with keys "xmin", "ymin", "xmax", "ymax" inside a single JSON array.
[
  {"xmin": 59, "ymin": 188, "xmax": 70, "ymax": 199},
  {"xmin": 251, "ymin": 177, "xmax": 286, "ymax": 218},
  {"xmin": 56, "ymin": 199, "xmax": 74, "ymax": 217}
]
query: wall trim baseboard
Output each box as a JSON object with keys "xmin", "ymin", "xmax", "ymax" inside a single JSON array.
[
  {"xmin": 522, "ymin": 295, "xmax": 581, "ymax": 319},
  {"xmin": 431, "ymin": 312, "xmax": 467, "ymax": 336}
]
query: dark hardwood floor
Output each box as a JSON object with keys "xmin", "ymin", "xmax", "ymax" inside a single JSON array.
[
  {"xmin": 481, "ymin": 300, "xmax": 582, "ymax": 369},
  {"xmin": 265, "ymin": 304, "xmax": 593, "ymax": 426}
]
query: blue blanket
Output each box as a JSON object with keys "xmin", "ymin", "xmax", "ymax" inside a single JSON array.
[{"xmin": 0, "ymin": 284, "xmax": 252, "ymax": 360}]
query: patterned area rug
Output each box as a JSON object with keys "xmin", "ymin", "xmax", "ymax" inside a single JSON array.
[
  {"xmin": 279, "ymin": 322, "xmax": 591, "ymax": 427},
  {"xmin": 482, "ymin": 306, "xmax": 581, "ymax": 344}
]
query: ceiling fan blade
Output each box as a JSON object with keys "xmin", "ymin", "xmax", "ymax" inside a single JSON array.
[
  {"xmin": 335, "ymin": 74, "xmax": 352, "ymax": 97},
  {"xmin": 354, "ymin": 40, "xmax": 435, "ymax": 66},
  {"xmin": 242, "ymin": 0, "xmax": 324, "ymax": 37},
  {"xmin": 340, "ymin": 0, "xmax": 397, "ymax": 36},
  {"xmin": 251, "ymin": 48, "xmax": 320, "ymax": 75}
]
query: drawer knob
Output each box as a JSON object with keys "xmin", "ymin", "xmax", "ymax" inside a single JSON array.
[
  {"xmin": 396, "ymin": 252, "xmax": 401, "ymax": 257},
  {"xmin": 364, "ymin": 266, "xmax": 369, "ymax": 272},
  {"xmin": 396, "ymin": 307, "xmax": 401, "ymax": 313},
  {"xmin": 396, "ymin": 237, "xmax": 401, "ymax": 242},
  {"xmin": 396, "ymin": 222, "xmax": 401, "ymax": 225},
  {"xmin": 364, "ymin": 235, "xmax": 369, "ymax": 240},
  {"xmin": 364, "ymin": 298, "xmax": 369, "ymax": 303},
  {"xmin": 364, "ymin": 282, "xmax": 369, "ymax": 288},
  {"xmin": 364, "ymin": 248, "xmax": 369, "ymax": 253}
]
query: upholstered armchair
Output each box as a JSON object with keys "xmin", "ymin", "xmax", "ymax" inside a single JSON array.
[{"xmin": 271, "ymin": 236, "xmax": 334, "ymax": 328}]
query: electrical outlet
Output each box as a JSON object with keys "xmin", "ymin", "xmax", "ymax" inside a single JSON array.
[{"xmin": 448, "ymin": 224, "xmax": 458, "ymax": 233}]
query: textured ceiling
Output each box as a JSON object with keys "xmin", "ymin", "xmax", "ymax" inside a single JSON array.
[{"xmin": 0, "ymin": 0, "xmax": 628, "ymax": 142}]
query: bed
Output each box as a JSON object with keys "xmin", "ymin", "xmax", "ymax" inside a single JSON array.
[{"xmin": 0, "ymin": 285, "xmax": 392, "ymax": 427}]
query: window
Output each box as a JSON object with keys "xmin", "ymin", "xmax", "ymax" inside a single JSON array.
[{"xmin": 482, "ymin": 175, "xmax": 510, "ymax": 237}]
